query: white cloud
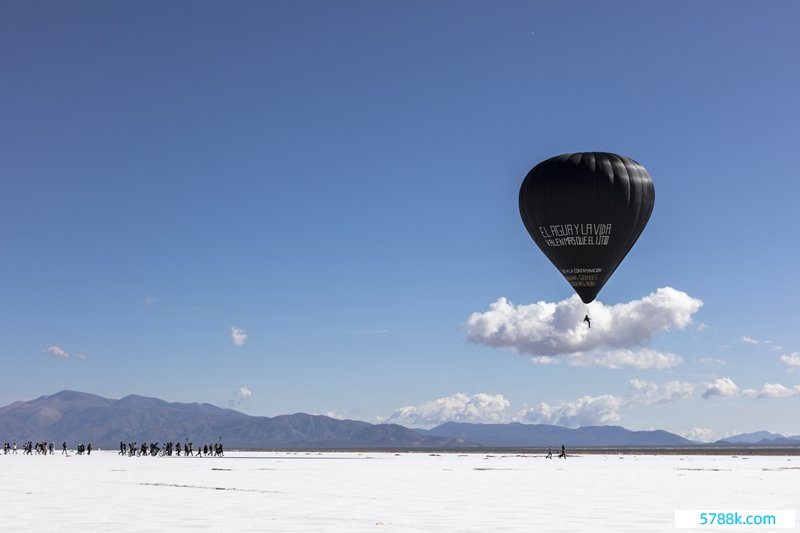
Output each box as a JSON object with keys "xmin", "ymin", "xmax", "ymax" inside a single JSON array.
[
  {"xmin": 230, "ymin": 326, "xmax": 247, "ymax": 347},
  {"xmin": 236, "ymin": 387, "xmax": 252, "ymax": 399},
  {"xmin": 466, "ymin": 287, "xmax": 702, "ymax": 358},
  {"xmin": 702, "ymin": 377, "xmax": 740, "ymax": 399},
  {"xmin": 629, "ymin": 379, "xmax": 695, "ymax": 404},
  {"xmin": 224, "ymin": 387, "xmax": 253, "ymax": 409},
  {"xmin": 143, "ymin": 296, "xmax": 157, "ymax": 307},
  {"xmin": 43, "ymin": 346, "xmax": 70, "ymax": 359},
  {"xmin": 740, "ymin": 335, "xmax": 761, "ymax": 345},
  {"xmin": 563, "ymin": 349, "xmax": 683, "ymax": 369},
  {"xmin": 386, "ymin": 378, "xmax": 704, "ymax": 431},
  {"xmin": 530, "ymin": 350, "xmax": 684, "ymax": 369},
  {"xmin": 516, "ymin": 395, "xmax": 624, "ymax": 427},
  {"xmin": 681, "ymin": 427, "xmax": 719, "ymax": 443},
  {"xmin": 780, "ymin": 352, "xmax": 800, "ymax": 372},
  {"xmin": 699, "ymin": 377, "xmax": 800, "ymax": 400},
  {"xmin": 387, "ymin": 391, "xmax": 635, "ymax": 429},
  {"xmin": 757, "ymin": 383, "xmax": 800, "ymax": 398},
  {"xmin": 388, "ymin": 376, "xmax": 800, "ymax": 432},
  {"xmin": 386, "ymin": 393, "xmax": 511, "ymax": 428}
]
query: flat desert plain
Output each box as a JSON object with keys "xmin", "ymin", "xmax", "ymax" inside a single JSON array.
[{"xmin": 0, "ymin": 451, "xmax": 797, "ymax": 531}]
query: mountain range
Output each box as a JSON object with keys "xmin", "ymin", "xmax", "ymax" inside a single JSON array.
[
  {"xmin": 422, "ymin": 422, "xmax": 694, "ymax": 447},
  {"xmin": 1, "ymin": 391, "xmax": 797, "ymax": 450},
  {"xmin": 717, "ymin": 431, "xmax": 800, "ymax": 446},
  {"xmin": 0, "ymin": 390, "xmax": 469, "ymax": 450}
]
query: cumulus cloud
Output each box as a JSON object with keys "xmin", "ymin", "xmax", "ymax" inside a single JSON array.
[
  {"xmin": 520, "ymin": 379, "xmax": 696, "ymax": 425},
  {"xmin": 516, "ymin": 395, "xmax": 624, "ymax": 427},
  {"xmin": 700, "ymin": 377, "xmax": 800, "ymax": 400},
  {"xmin": 387, "ymin": 378, "xmax": 708, "ymax": 430},
  {"xmin": 466, "ymin": 287, "xmax": 702, "ymax": 360},
  {"xmin": 224, "ymin": 387, "xmax": 253, "ymax": 409},
  {"xmin": 757, "ymin": 383, "xmax": 800, "ymax": 398},
  {"xmin": 43, "ymin": 346, "xmax": 70, "ymax": 358},
  {"xmin": 629, "ymin": 379, "xmax": 695, "ymax": 404},
  {"xmin": 386, "ymin": 382, "xmax": 699, "ymax": 430},
  {"xmin": 780, "ymin": 352, "xmax": 800, "ymax": 372},
  {"xmin": 564, "ymin": 349, "xmax": 683, "ymax": 369},
  {"xmin": 388, "ymin": 380, "xmax": 793, "ymax": 430},
  {"xmin": 681, "ymin": 427, "xmax": 719, "ymax": 443},
  {"xmin": 702, "ymin": 377, "xmax": 740, "ymax": 399},
  {"xmin": 230, "ymin": 326, "xmax": 247, "ymax": 347},
  {"xmin": 531, "ymin": 350, "xmax": 682, "ymax": 369},
  {"xmin": 386, "ymin": 393, "xmax": 511, "ymax": 428},
  {"xmin": 740, "ymin": 335, "xmax": 761, "ymax": 345}
]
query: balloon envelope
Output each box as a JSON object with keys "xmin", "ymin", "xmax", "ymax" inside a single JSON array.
[{"xmin": 519, "ymin": 152, "xmax": 655, "ymax": 303}]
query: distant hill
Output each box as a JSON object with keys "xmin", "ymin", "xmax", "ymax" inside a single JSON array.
[
  {"xmin": 422, "ymin": 422, "xmax": 695, "ymax": 447},
  {"xmin": 0, "ymin": 390, "xmax": 473, "ymax": 450},
  {"xmin": 717, "ymin": 431, "xmax": 785, "ymax": 444},
  {"xmin": 717, "ymin": 431, "xmax": 800, "ymax": 446}
]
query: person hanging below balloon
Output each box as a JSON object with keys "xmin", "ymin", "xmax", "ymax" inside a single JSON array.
[{"xmin": 519, "ymin": 152, "xmax": 655, "ymax": 321}]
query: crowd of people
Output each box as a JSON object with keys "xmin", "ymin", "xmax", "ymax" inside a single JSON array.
[
  {"xmin": 3, "ymin": 441, "xmax": 91, "ymax": 455},
  {"xmin": 2, "ymin": 440, "xmax": 223, "ymax": 457},
  {"xmin": 119, "ymin": 441, "xmax": 224, "ymax": 457}
]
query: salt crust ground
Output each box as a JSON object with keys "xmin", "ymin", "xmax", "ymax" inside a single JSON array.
[{"xmin": 0, "ymin": 451, "xmax": 797, "ymax": 532}]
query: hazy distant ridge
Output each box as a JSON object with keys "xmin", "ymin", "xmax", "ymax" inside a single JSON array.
[
  {"xmin": 4, "ymin": 391, "xmax": 796, "ymax": 450},
  {"xmin": 0, "ymin": 391, "xmax": 468, "ymax": 449},
  {"xmin": 422, "ymin": 422, "xmax": 694, "ymax": 447},
  {"xmin": 717, "ymin": 431, "xmax": 800, "ymax": 446}
]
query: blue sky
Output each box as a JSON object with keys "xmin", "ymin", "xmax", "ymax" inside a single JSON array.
[{"xmin": 2, "ymin": 1, "xmax": 798, "ymax": 441}]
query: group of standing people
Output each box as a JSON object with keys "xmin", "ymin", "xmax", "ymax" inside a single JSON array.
[
  {"xmin": 3, "ymin": 441, "xmax": 80, "ymax": 455},
  {"xmin": 3, "ymin": 441, "xmax": 53, "ymax": 455},
  {"xmin": 119, "ymin": 441, "xmax": 223, "ymax": 457}
]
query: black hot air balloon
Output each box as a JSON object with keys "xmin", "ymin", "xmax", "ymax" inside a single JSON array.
[{"xmin": 519, "ymin": 152, "xmax": 655, "ymax": 304}]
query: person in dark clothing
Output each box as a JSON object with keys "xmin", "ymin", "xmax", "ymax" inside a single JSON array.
[
  {"xmin": 558, "ymin": 444, "xmax": 567, "ymax": 459},
  {"xmin": 583, "ymin": 314, "xmax": 591, "ymax": 328}
]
